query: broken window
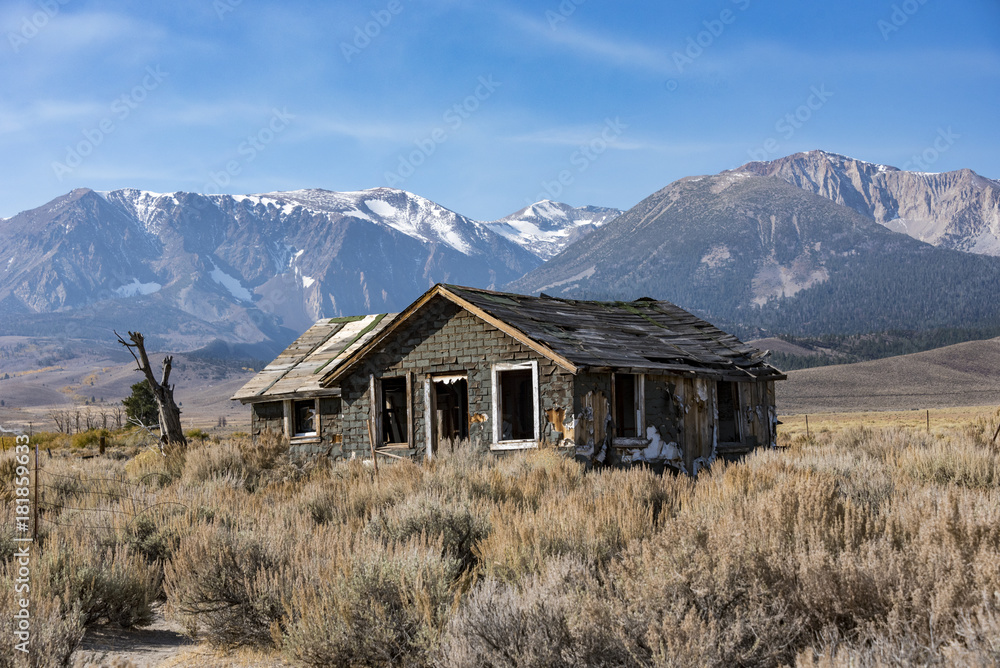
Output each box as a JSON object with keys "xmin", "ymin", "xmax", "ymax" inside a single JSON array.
[
  {"xmin": 426, "ymin": 375, "xmax": 470, "ymax": 457},
  {"xmin": 434, "ymin": 377, "xmax": 469, "ymax": 442},
  {"xmin": 380, "ymin": 377, "xmax": 408, "ymax": 445},
  {"xmin": 492, "ymin": 362, "xmax": 539, "ymax": 447},
  {"xmin": 614, "ymin": 373, "xmax": 639, "ymax": 437},
  {"xmin": 717, "ymin": 381, "xmax": 740, "ymax": 443},
  {"xmin": 293, "ymin": 399, "xmax": 317, "ymax": 436}
]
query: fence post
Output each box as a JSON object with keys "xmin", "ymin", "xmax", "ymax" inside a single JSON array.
[
  {"xmin": 805, "ymin": 415, "xmax": 810, "ymax": 439},
  {"xmin": 926, "ymin": 409, "xmax": 930, "ymax": 433}
]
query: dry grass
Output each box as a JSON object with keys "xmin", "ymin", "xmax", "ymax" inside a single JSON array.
[{"xmin": 1, "ymin": 414, "xmax": 999, "ymax": 666}]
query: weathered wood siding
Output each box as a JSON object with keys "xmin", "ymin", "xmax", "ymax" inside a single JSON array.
[
  {"xmin": 737, "ymin": 381, "xmax": 776, "ymax": 448},
  {"xmin": 571, "ymin": 372, "xmax": 613, "ymax": 451}
]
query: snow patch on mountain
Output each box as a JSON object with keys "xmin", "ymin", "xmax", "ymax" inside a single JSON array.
[
  {"xmin": 209, "ymin": 263, "xmax": 252, "ymax": 302},
  {"xmin": 115, "ymin": 278, "xmax": 162, "ymax": 297},
  {"xmin": 484, "ymin": 200, "xmax": 622, "ymax": 260}
]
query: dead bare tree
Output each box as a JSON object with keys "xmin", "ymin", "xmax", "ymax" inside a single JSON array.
[
  {"xmin": 112, "ymin": 405, "xmax": 124, "ymax": 430},
  {"xmin": 48, "ymin": 410, "xmax": 67, "ymax": 434},
  {"xmin": 116, "ymin": 330, "xmax": 187, "ymax": 448}
]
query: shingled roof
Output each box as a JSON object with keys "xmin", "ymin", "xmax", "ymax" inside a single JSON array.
[
  {"xmin": 232, "ymin": 313, "xmax": 397, "ymax": 402},
  {"xmin": 321, "ymin": 285, "xmax": 785, "ymax": 384}
]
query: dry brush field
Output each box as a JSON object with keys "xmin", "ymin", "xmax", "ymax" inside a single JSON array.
[{"xmin": 2, "ymin": 412, "xmax": 1000, "ymax": 667}]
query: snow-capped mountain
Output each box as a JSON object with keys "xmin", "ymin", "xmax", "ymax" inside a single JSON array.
[
  {"xmin": 510, "ymin": 166, "xmax": 1000, "ymax": 339},
  {"xmin": 483, "ymin": 200, "xmax": 622, "ymax": 260},
  {"xmin": 734, "ymin": 150, "xmax": 1000, "ymax": 256},
  {"xmin": 0, "ymin": 187, "xmax": 543, "ymax": 348}
]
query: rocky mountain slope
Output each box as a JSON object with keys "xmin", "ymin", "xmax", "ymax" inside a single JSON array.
[
  {"xmin": 734, "ymin": 150, "xmax": 1000, "ymax": 255},
  {"xmin": 482, "ymin": 200, "xmax": 621, "ymax": 259},
  {"xmin": 0, "ymin": 187, "xmax": 546, "ymax": 348},
  {"xmin": 508, "ymin": 172, "xmax": 1000, "ymax": 338}
]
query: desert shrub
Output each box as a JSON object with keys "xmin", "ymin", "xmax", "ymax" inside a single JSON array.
[
  {"xmin": 438, "ymin": 555, "xmax": 637, "ymax": 668},
  {"xmin": 965, "ymin": 408, "xmax": 1000, "ymax": 450},
  {"xmin": 896, "ymin": 437, "xmax": 999, "ymax": 488},
  {"xmin": 40, "ymin": 525, "xmax": 161, "ymax": 628},
  {"xmin": 164, "ymin": 523, "xmax": 289, "ymax": 648},
  {"xmin": 180, "ymin": 441, "xmax": 252, "ymax": 489},
  {"xmin": 120, "ymin": 514, "xmax": 179, "ymax": 565},
  {"xmin": 474, "ymin": 464, "xmax": 666, "ymax": 581},
  {"xmin": 180, "ymin": 433, "xmax": 293, "ymax": 492},
  {"xmin": 28, "ymin": 431, "xmax": 69, "ymax": 450},
  {"xmin": 281, "ymin": 535, "xmax": 461, "ymax": 667},
  {"xmin": 125, "ymin": 445, "xmax": 185, "ymax": 487},
  {"xmin": 0, "ymin": 566, "xmax": 85, "ymax": 668},
  {"xmin": 301, "ymin": 458, "xmax": 424, "ymax": 531},
  {"xmin": 364, "ymin": 491, "xmax": 490, "ymax": 572},
  {"xmin": 185, "ymin": 428, "xmax": 210, "ymax": 441},
  {"xmin": 70, "ymin": 429, "xmax": 109, "ymax": 449},
  {"xmin": 236, "ymin": 430, "xmax": 289, "ymax": 471}
]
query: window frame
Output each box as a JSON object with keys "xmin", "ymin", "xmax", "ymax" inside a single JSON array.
[
  {"xmin": 285, "ymin": 398, "xmax": 320, "ymax": 442},
  {"xmin": 376, "ymin": 375, "xmax": 410, "ymax": 446},
  {"xmin": 491, "ymin": 360, "xmax": 540, "ymax": 450}
]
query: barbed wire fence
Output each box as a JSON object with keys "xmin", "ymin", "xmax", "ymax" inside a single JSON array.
[{"xmin": 1, "ymin": 425, "xmax": 186, "ymax": 543}]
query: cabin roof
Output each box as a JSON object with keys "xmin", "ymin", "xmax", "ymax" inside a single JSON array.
[
  {"xmin": 321, "ymin": 284, "xmax": 786, "ymax": 385},
  {"xmin": 231, "ymin": 313, "xmax": 397, "ymax": 403}
]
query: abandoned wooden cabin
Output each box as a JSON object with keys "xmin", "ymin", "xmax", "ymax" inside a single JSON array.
[
  {"xmin": 235, "ymin": 284, "xmax": 786, "ymax": 473},
  {"xmin": 232, "ymin": 313, "xmax": 398, "ymax": 456}
]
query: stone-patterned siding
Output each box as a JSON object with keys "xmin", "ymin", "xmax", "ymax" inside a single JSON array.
[
  {"xmin": 340, "ymin": 297, "xmax": 573, "ymax": 459},
  {"xmin": 251, "ymin": 401, "xmax": 283, "ymax": 438},
  {"xmin": 250, "ymin": 397, "xmax": 344, "ymax": 457}
]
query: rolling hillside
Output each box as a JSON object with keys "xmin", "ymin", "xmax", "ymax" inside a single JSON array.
[{"xmin": 777, "ymin": 337, "xmax": 1000, "ymax": 413}]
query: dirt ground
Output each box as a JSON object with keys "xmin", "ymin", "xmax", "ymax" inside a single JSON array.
[{"xmin": 70, "ymin": 607, "xmax": 293, "ymax": 668}]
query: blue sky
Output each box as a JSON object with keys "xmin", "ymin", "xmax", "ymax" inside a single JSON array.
[{"xmin": 1, "ymin": 0, "xmax": 998, "ymax": 220}]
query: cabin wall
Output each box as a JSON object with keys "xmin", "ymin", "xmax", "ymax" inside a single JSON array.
[
  {"xmin": 642, "ymin": 374, "xmax": 716, "ymax": 472},
  {"xmin": 250, "ymin": 401, "xmax": 283, "ymax": 438},
  {"xmin": 737, "ymin": 380, "xmax": 777, "ymax": 448},
  {"xmin": 249, "ymin": 397, "xmax": 343, "ymax": 457},
  {"xmin": 339, "ymin": 297, "xmax": 573, "ymax": 460},
  {"xmin": 570, "ymin": 372, "xmax": 613, "ymax": 454}
]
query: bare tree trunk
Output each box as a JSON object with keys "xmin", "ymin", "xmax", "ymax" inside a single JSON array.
[{"xmin": 116, "ymin": 331, "xmax": 187, "ymax": 448}]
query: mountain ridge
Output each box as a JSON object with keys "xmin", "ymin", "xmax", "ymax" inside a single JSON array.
[
  {"xmin": 0, "ymin": 186, "xmax": 614, "ymax": 350},
  {"xmin": 733, "ymin": 149, "xmax": 1000, "ymax": 255}
]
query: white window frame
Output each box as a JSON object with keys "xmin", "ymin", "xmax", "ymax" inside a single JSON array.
[
  {"xmin": 491, "ymin": 360, "xmax": 540, "ymax": 450},
  {"xmin": 285, "ymin": 398, "xmax": 320, "ymax": 441}
]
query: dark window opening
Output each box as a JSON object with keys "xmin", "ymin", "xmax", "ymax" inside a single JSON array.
[
  {"xmin": 498, "ymin": 369, "xmax": 534, "ymax": 441},
  {"xmin": 381, "ymin": 377, "xmax": 408, "ymax": 445},
  {"xmin": 434, "ymin": 378, "xmax": 469, "ymax": 442},
  {"xmin": 293, "ymin": 400, "xmax": 316, "ymax": 436},
  {"xmin": 614, "ymin": 374, "xmax": 638, "ymax": 437},
  {"xmin": 717, "ymin": 381, "xmax": 740, "ymax": 443}
]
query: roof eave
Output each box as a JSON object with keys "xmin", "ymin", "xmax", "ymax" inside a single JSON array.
[{"xmin": 320, "ymin": 284, "xmax": 580, "ymax": 386}]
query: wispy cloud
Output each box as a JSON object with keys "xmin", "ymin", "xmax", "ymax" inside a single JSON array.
[
  {"xmin": 507, "ymin": 124, "xmax": 644, "ymax": 149},
  {"xmin": 501, "ymin": 8, "xmax": 674, "ymax": 75},
  {"xmin": 0, "ymin": 100, "xmax": 105, "ymax": 134}
]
